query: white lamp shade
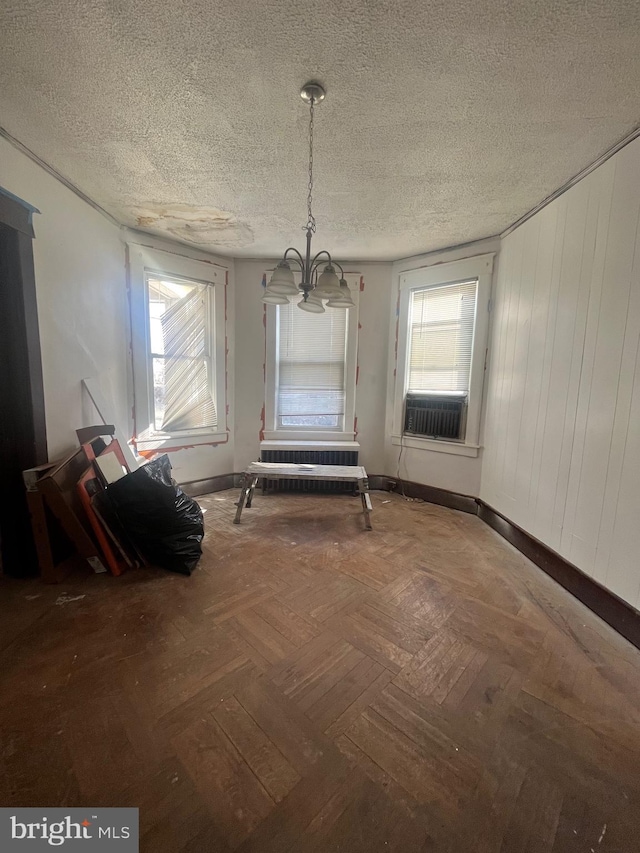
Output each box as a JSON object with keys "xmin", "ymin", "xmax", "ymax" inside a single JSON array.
[
  {"xmin": 262, "ymin": 291, "xmax": 290, "ymax": 304},
  {"xmin": 298, "ymin": 295, "xmax": 325, "ymax": 313},
  {"xmin": 326, "ymin": 279, "xmax": 355, "ymax": 308},
  {"xmin": 268, "ymin": 262, "xmax": 299, "ymax": 295},
  {"xmin": 314, "ymin": 265, "xmax": 341, "ymax": 298}
]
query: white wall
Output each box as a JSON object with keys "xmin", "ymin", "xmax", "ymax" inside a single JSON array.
[
  {"xmin": 385, "ymin": 238, "xmax": 501, "ymax": 496},
  {"xmin": 481, "ymin": 136, "xmax": 640, "ymax": 610},
  {"xmin": 0, "ymin": 142, "xmax": 234, "ymax": 484},
  {"xmin": 0, "ymin": 138, "xmax": 130, "ymax": 460},
  {"xmin": 234, "ymin": 260, "xmax": 392, "ymax": 474}
]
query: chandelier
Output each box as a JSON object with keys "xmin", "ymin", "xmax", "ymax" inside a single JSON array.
[{"xmin": 261, "ymin": 82, "xmax": 354, "ymax": 313}]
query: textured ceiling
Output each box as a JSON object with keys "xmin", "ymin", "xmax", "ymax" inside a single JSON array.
[{"xmin": 1, "ymin": 1, "xmax": 640, "ymax": 260}]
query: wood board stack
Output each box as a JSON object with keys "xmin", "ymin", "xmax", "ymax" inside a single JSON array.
[{"xmin": 22, "ymin": 426, "xmax": 144, "ymax": 582}]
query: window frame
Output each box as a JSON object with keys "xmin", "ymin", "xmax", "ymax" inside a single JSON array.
[
  {"xmin": 392, "ymin": 254, "xmax": 494, "ymax": 457},
  {"xmin": 129, "ymin": 245, "xmax": 228, "ymax": 451},
  {"xmin": 264, "ymin": 272, "xmax": 360, "ymax": 442}
]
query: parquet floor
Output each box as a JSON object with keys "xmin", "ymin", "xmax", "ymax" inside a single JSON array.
[{"xmin": 2, "ymin": 490, "xmax": 640, "ymax": 851}]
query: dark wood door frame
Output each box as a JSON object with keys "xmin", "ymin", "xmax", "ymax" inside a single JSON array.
[{"xmin": 0, "ymin": 187, "xmax": 47, "ymax": 576}]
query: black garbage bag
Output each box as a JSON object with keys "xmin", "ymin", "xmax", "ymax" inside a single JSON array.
[{"xmin": 101, "ymin": 454, "xmax": 204, "ymax": 575}]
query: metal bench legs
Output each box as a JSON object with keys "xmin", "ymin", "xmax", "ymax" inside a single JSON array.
[
  {"xmin": 235, "ymin": 471, "xmax": 372, "ymax": 530},
  {"xmin": 234, "ymin": 475, "xmax": 258, "ymax": 524},
  {"xmin": 358, "ymin": 477, "xmax": 373, "ymax": 530}
]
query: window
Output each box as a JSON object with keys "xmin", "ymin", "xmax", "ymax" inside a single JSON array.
[
  {"xmin": 393, "ymin": 254, "xmax": 493, "ymax": 456},
  {"xmin": 407, "ymin": 280, "xmax": 477, "ymax": 394},
  {"xmin": 147, "ymin": 274, "xmax": 216, "ymax": 432},
  {"xmin": 264, "ymin": 273, "xmax": 359, "ymax": 441},
  {"xmin": 129, "ymin": 245, "xmax": 228, "ymax": 451},
  {"xmin": 277, "ymin": 299, "xmax": 347, "ymax": 430}
]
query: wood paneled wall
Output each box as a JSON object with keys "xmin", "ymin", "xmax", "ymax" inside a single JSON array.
[{"xmin": 481, "ymin": 137, "xmax": 640, "ymax": 610}]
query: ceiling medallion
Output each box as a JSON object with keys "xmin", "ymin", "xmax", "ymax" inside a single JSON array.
[{"xmin": 261, "ymin": 82, "xmax": 354, "ymax": 313}]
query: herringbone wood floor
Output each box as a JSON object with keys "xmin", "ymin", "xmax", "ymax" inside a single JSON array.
[{"xmin": 2, "ymin": 490, "xmax": 640, "ymax": 851}]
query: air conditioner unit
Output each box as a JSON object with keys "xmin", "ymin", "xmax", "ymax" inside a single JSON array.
[{"xmin": 404, "ymin": 392, "xmax": 467, "ymax": 440}]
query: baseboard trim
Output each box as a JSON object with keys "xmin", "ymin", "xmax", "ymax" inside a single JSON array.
[
  {"xmin": 477, "ymin": 501, "xmax": 640, "ymax": 651},
  {"xmin": 181, "ymin": 473, "xmax": 236, "ymax": 496},
  {"xmin": 380, "ymin": 477, "xmax": 479, "ymax": 515}
]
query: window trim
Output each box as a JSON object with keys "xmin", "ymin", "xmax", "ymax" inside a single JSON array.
[
  {"xmin": 392, "ymin": 253, "xmax": 494, "ymax": 456},
  {"xmin": 264, "ymin": 272, "xmax": 359, "ymax": 442},
  {"xmin": 128, "ymin": 245, "xmax": 228, "ymax": 451}
]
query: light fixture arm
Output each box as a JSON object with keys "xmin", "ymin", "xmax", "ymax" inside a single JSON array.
[
  {"xmin": 310, "ymin": 251, "xmax": 344, "ymax": 279},
  {"xmin": 283, "ymin": 247, "xmax": 305, "ymax": 269},
  {"xmin": 311, "ymin": 249, "xmax": 332, "ymax": 268}
]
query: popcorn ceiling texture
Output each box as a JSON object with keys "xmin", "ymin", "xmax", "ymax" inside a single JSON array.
[{"xmin": 1, "ymin": 0, "xmax": 640, "ymax": 260}]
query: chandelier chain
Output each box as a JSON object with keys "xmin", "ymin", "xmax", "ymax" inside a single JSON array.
[
  {"xmin": 306, "ymin": 98, "xmax": 316, "ymax": 233},
  {"xmin": 262, "ymin": 83, "xmax": 354, "ymax": 310}
]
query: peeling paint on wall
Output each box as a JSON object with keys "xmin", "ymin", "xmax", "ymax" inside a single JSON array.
[{"xmin": 137, "ymin": 440, "xmax": 226, "ymax": 458}]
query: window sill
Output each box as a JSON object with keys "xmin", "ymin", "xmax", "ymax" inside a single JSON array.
[
  {"xmin": 262, "ymin": 430, "xmax": 356, "ymax": 443},
  {"xmin": 391, "ymin": 435, "xmax": 480, "ymax": 457},
  {"xmin": 135, "ymin": 429, "xmax": 228, "ymax": 452}
]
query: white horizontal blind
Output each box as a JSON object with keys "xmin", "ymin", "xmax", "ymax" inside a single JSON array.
[
  {"xmin": 407, "ymin": 279, "xmax": 477, "ymax": 393},
  {"xmin": 277, "ymin": 301, "xmax": 347, "ymax": 429}
]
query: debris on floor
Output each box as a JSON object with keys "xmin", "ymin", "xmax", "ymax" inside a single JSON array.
[
  {"xmin": 97, "ymin": 454, "xmax": 204, "ymax": 576},
  {"xmin": 55, "ymin": 593, "xmax": 86, "ymax": 606},
  {"xmin": 23, "ymin": 425, "xmax": 204, "ymax": 584}
]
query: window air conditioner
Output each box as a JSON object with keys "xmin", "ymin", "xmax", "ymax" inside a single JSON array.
[{"xmin": 403, "ymin": 392, "xmax": 467, "ymax": 441}]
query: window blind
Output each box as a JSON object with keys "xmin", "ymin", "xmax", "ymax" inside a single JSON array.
[
  {"xmin": 277, "ymin": 300, "xmax": 347, "ymax": 429},
  {"xmin": 407, "ymin": 279, "xmax": 477, "ymax": 393},
  {"xmin": 147, "ymin": 275, "xmax": 216, "ymax": 432}
]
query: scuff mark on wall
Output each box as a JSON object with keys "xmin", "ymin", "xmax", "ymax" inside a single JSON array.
[
  {"xmin": 132, "ymin": 203, "xmax": 253, "ymax": 248},
  {"xmin": 360, "ymin": 276, "xmax": 365, "ymax": 292}
]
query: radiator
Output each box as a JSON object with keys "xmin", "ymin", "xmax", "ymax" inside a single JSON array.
[
  {"xmin": 404, "ymin": 393, "xmax": 467, "ymax": 440},
  {"xmin": 260, "ymin": 448, "xmax": 359, "ymax": 493}
]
